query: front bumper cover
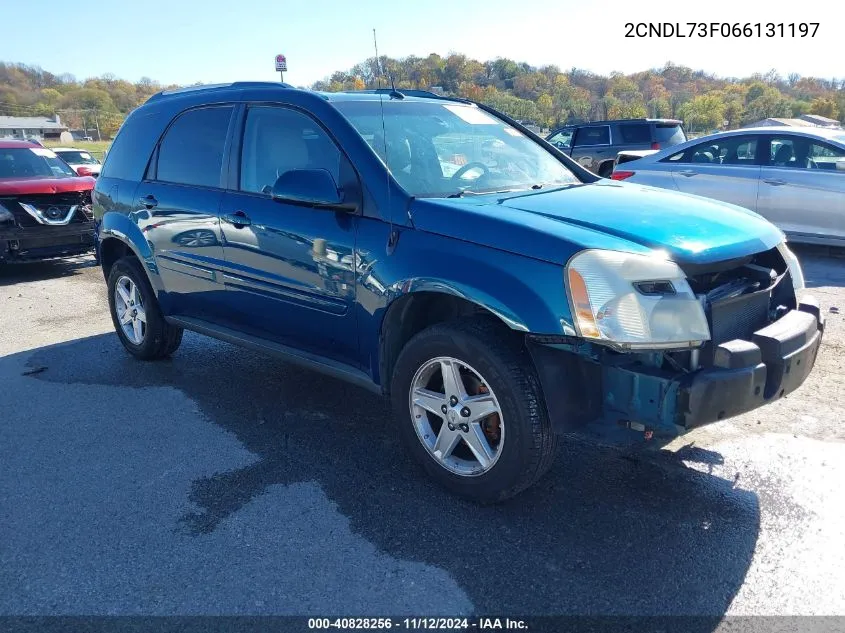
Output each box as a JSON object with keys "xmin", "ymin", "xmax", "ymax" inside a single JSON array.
[
  {"xmin": 0, "ymin": 222, "xmax": 96, "ymax": 262},
  {"xmin": 527, "ymin": 297, "xmax": 824, "ymax": 437}
]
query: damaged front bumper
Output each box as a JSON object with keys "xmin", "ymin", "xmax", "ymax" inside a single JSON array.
[
  {"xmin": 0, "ymin": 222, "xmax": 96, "ymax": 263},
  {"xmin": 527, "ymin": 297, "xmax": 824, "ymax": 439}
]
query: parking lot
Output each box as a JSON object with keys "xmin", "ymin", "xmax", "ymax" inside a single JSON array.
[{"xmin": 0, "ymin": 246, "xmax": 843, "ymax": 620}]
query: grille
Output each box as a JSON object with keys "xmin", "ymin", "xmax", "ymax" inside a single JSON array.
[{"xmin": 1, "ymin": 190, "xmax": 93, "ymax": 227}]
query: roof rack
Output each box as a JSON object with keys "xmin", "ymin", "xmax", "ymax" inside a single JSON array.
[
  {"xmin": 344, "ymin": 88, "xmax": 466, "ymax": 101},
  {"xmin": 148, "ymin": 81, "xmax": 294, "ymax": 101}
]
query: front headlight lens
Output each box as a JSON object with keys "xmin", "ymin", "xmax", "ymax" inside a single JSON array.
[
  {"xmin": 776, "ymin": 241, "xmax": 805, "ymax": 293},
  {"xmin": 566, "ymin": 249, "xmax": 710, "ymax": 349}
]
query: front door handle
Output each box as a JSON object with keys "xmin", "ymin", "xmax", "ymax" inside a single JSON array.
[
  {"xmin": 677, "ymin": 169, "xmax": 698, "ymax": 177},
  {"xmin": 139, "ymin": 194, "xmax": 158, "ymax": 209},
  {"xmin": 764, "ymin": 178, "xmax": 787, "ymax": 186},
  {"xmin": 222, "ymin": 211, "xmax": 251, "ymax": 227}
]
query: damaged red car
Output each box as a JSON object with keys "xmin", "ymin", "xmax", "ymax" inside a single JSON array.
[{"xmin": 0, "ymin": 140, "xmax": 96, "ymax": 264}]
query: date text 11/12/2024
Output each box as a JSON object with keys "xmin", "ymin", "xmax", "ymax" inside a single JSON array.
[
  {"xmin": 308, "ymin": 618, "xmax": 528, "ymax": 630},
  {"xmin": 625, "ymin": 22, "xmax": 819, "ymax": 38}
]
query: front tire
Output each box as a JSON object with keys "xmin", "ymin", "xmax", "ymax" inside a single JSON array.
[
  {"xmin": 107, "ymin": 256, "xmax": 183, "ymax": 360},
  {"xmin": 390, "ymin": 319, "xmax": 556, "ymax": 503}
]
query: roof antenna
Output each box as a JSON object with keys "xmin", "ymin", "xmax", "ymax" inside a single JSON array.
[{"xmin": 373, "ymin": 29, "xmax": 399, "ymax": 255}]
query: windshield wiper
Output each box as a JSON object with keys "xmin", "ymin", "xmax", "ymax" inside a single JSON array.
[{"xmin": 445, "ymin": 189, "xmax": 520, "ymax": 198}]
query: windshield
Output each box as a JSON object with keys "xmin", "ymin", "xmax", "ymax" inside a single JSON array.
[
  {"xmin": 0, "ymin": 147, "xmax": 77, "ymax": 179},
  {"xmin": 55, "ymin": 150, "xmax": 99, "ymax": 165},
  {"xmin": 333, "ymin": 100, "xmax": 580, "ymax": 197}
]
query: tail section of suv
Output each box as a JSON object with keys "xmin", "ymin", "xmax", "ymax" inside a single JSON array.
[
  {"xmin": 546, "ymin": 118, "xmax": 686, "ymax": 177},
  {"xmin": 93, "ymin": 84, "xmax": 820, "ymax": 501}
]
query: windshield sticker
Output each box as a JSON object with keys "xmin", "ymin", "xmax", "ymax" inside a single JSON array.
[
  {"xmin": 443, "ymin": 105, "xmax": 498, "ymax": 125},
  {"xmin": 30, "ymin": 148, "xmax": 57, "ymax": 158},
  {"xmin": 79, "ymin": 152, "xmax": 92, "ymax": 160}
]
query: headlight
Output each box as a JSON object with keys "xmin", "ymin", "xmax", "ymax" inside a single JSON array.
[
  {"xmin": 776, "ymin": 241, "xmax": 805, "ymax": 293},
  {"xmin": 566, "ymin": 249, "xmax": 710, "ymax": 349},
  {"xmin": 0, "ymin": 202, "xmax": 13, "ymax": 223}
]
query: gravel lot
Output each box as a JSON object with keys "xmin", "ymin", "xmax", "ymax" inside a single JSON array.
[{"xmin": 0, "ymin": 246, "xmax": 843, "ymax": 623}]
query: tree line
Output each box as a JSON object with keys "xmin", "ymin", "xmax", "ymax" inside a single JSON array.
[
  {"xmin": 0, "ymin": 63, "xmax": 177, "ymax": 137},
  {"xmin": 311, "ymin": 54, "xmax": 844, "ymax": 132},
  {"xmin": 1, "ymin": 56, "xmax": 842, "ymax": 139}
]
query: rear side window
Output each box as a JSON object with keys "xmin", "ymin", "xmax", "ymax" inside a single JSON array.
[
  {"xmin": 655, "ymin": 124, "xmax": 686, "ymax": 146},
  {"xmin": 667, "ymin": 136, "xmax": 757, "ymax": 165},
  {"xmin": 155, "ymin": 106, "xmax": 233, "ymax": 188},
  {"xmin": 618, "ymin": 124, "xmax": 651, "ymax": 144},
  {"xmin": 573, "ymin": 126, "xmax": 610, "ymax": 147}
]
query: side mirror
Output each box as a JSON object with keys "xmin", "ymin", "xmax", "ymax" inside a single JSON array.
[{"xmin": 271, "ymin": 169, "xmax": 355, "ymax": 211}]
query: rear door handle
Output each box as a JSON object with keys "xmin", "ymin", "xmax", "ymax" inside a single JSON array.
[
  {"xmin": 764, "ymin": 178, "xmax": 787, "ymax": 186},
  {"xmin": 222, "ymin": 211, "xmax": 251, "ymax": 227},
  {"xmin": 677, "ymin": 169, "xmax": 698, "ymax": 177},
  {"xmin": 139, "ymin": 194, "xmax": 158, "ymax": 209}
]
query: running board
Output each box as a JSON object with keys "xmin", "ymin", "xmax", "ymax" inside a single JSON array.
[{"xmin": 167, "ymin": 316, "xmax": 381, "ymax": 394}]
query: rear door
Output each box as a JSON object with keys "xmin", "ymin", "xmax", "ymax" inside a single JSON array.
[
  {"xmin": 668, "ymin": 134, "xmax": 761, "ymax": 211},
  {"xmin": 569, "ymin": 125, "xmax": 611, "ymax": 172},
  {"xmin": 757, "ymin": 134, "xmax": 845, "ymax": 243},
  {"xmin": 135, "ymin": 105, "xmax": 234, "ymax": 321}
]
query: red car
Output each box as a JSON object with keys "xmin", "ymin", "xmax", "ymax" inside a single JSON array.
[{"xmin": 0, "ymin": 139, "xmax": 96, "ymax": 263}]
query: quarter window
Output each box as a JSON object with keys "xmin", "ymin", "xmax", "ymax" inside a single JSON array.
[
  {"xmin": 240, "ymin": 106, "xmax": 342, "ymax": 195},
  {"xmin": 156, "ymin": 106, "xmax": 233, "ymax": 187},
  {"xmin": 572, "ymin": 126, "xmax": 610, "ymax": 147},
  {"xmin": 618, "ymin": 124, "xmax": 651, "ymax": 144}
]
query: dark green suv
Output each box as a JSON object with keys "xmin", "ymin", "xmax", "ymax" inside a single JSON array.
[{"xmin": 546, "ymin": 118, "xmax": 686, "ymax": 177}]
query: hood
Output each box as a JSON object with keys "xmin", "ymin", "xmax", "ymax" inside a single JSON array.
[
  {"xmin": 410, "ymin": 180, "xmax": 783, "ymax": 267},
  {"xmin": 0, "ymin": 176, "xmax": 95, "ymax": 195}
]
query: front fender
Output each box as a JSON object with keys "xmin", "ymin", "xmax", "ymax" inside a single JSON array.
[{"xmin": 98, "ymin": 210, "xmax": 163, "ymax": 294}]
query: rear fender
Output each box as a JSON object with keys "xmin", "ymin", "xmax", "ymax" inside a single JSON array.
[{"xmin": 98, "ymin": 210, "xmax": 163, "ymax": 294}]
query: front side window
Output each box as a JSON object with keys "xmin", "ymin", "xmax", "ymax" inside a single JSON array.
[
  {"xmin": 239, "ymin": 106, "xmax": 342, "ymax": 195},
  {"xmin": 769, "ymin": 135, "xmax": 845, "ymax": 170},
  {"xmin": 334, "ymin": 100, "xmax": 580, "ymax": 197},
  {"xmin": 0, "ymin": 147, "xmax": 76, "ymax": 179},
  {"xmin": 547, "ymin": 128, "xmax": 574, "ymax": 149},
  {"xmin": 668, "ymin": 136, "xmax": 757, "ymax": 165},
  {"xmin": 156, "ymin": 106, "xmax": 233, "ymax": 188},
  {"xmin": 573, "ymin": 126, "xmax": 610, "ymax": 147}
]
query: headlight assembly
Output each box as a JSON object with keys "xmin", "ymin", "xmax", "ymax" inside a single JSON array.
[{"xmin": 566, "ymin": 249, "xmax": 710, "ymax": 349}]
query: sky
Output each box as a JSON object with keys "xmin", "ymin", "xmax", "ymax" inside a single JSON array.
[{"xmin": 0, "ymin": 0, "xmax": 838, "ymax": 87}]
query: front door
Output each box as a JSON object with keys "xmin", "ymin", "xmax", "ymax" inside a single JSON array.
[
  {"xmin": 757, "ymin": 134, "xmax": 845, "ymax": 244},
  {"xmin": 219, "ymin": 104, "xmax": 360, "ymax": 366}
]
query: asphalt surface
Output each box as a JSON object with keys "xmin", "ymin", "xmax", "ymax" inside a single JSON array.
[{"xmin": 0, "ymin": 246, "xmax": 843, "ymax": 622}]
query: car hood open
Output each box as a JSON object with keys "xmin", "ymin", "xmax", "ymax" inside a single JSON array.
[{"xmin": 410, "ymin": 180, "xmax": 784, "ymax": 267}]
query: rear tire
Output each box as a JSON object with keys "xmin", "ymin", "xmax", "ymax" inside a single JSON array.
[
  {"xmin": 390, "ymin": 318, "xmax": 556, "ymax": 503},
  {"xmin": 107, "ymin": 256, "xmax": 183, "ymax": 360}
]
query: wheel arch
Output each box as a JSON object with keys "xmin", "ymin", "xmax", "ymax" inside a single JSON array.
[
  {"xmin": 377, "ymin": 278, "xmax": 559, "ymax": 394},
  {"xmin": 98, "ymin": 211, "xmax": 163, "ymax": 293}
]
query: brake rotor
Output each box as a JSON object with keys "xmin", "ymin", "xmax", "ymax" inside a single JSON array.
[{"xmin": 476, "ymin": 383, "xmax": 501, "ymax": 444}]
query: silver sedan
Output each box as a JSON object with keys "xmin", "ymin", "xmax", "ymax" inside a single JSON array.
[{"xmin": 611, "ymin": 127, "xmax": 845, "ymax": 246}]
